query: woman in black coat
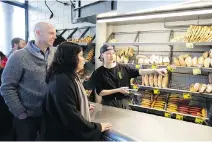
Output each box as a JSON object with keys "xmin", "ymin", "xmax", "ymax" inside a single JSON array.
[{"xmin": 42, "ymin": 42, "xmax": 112, "ymax": 141}]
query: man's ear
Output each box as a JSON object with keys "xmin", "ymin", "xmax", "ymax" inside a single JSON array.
[
  {"xmin": 35, "ymin": 30, "xmax": 40, "ymax": 36},
  {"xmin": 13, "ymin": 43, "xmax": 18, "ymax": 49}
]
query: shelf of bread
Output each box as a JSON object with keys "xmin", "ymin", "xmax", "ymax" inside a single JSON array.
[
  {"xmin": 137, "ymin": 85, "xmax": 212, "ymax": 98},
  {"xmin": 67, "ymin": 36, "xmax": 93, "ymax": 45},
  {"xmin": 131, "ymin": 73, "xmax": 212, "ymax": 99},
  {"xmin": 184, "ymin": 25, "xmax": 212, "ymax": 43},
  {"xmin": 105, "ymin": 42, "xmax": 212, "ymax": 46},
  {"xmin": 130, "ymin": 104, "xmax": 208, "ymax": 121},
  {"xmin": 173, "ymin": 51, "xmax": 212, "ymax": 68},
  {"xmin": 106, "ymin": 25, "xmax": 212, "ymax": 46},
  {"xmin": 130, "ymin": 92, "xmax": 208, "ymax": 124}
]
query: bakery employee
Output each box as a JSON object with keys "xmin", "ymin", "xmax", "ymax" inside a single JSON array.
[{"xmin": 92, "ymin": 45, "xmax": 167, "ymax": 109}]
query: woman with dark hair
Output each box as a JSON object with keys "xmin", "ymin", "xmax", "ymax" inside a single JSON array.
[
  {"xmin": 42, "ymin": 42, "xmax": 112, "ymax": 141},
  {"xmin": 0, "ymin": 51, "xmax": 7, "ymax": 68}
]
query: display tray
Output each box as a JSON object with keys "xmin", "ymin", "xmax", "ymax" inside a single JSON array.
[
  {"xmin": 141, "ymin": 65, "xmax": 212, "ymax": 74},
  {"xmin": 104, "ymin": 42, "xmax": 212, "ymax": 46},
  {"xmin": 91, "ymin": 103, "xmax": 212, "ymax": 141},
  {"xmin": 129, "ymin": 104, "xmax": 208, "ymax": 125},
  {"xmin": 137, "ymin": 85, "xmax": 212, "ymax": 99}
]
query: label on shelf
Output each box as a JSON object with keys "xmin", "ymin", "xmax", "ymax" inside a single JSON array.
[
  {"xmin": 151, "ymin": 64, "xmax": 158, "ymax": 69},
  {"xmin": 186, "ymin": 43, "xmax": 194, "ymax": 48},
  {"xmin": 132, "ymin": 85, "xmax": 138, "ymax": 89},
  {"xmin": 195, "ymin": 117, "xmax": 204, "ymax": 124},
  {"xmin": 165, "ymin": 112, "xmax": 171, "ymax": 118},
  {"xmin": 176, "ymin": 114, "xmax": 183, "ymax": 120},
  {"xmin": 167, "ymin": 65, "xmax": 174, "ymax": 72},
  {"xmin": 183, "ymin": 93, "xmax": 192, "ymax": 99},
  {"xmin": 135, "ymin": 65, "xmax": 141, "ymax": 69},
  {"xmin": 193, "ymin": 68, "xmax": 201, "ymax": 75},
  {"xmin": 153, "ymin": 89, "xmax": 160, "ymax": 95}
]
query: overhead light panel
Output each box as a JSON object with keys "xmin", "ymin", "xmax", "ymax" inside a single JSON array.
[{"xmin": 97, "ymin": 9, "xmax": 212, "ymax": 23}]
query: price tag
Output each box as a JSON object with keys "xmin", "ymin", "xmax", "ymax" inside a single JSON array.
[
  {"xmin": 135, "ymin": 64, "xmax": 141, "ymax": 69},
  {"xmin": 186, "ymin": 43, "xmax": 194, "ymax": 48},
  {"xmin": 153, "ymin": 89, "xmax": 160, "ymax": 95},
  {"xmin": 132, "ymin": 85, "xmax": 138, "ymax": 89},
  {"xmin": 151, "ymin": 64, "xmax": 158, "ymax": 69},
  {"xmin": 165, "ymin": 112, "xmax": 171, "ymax": 118},
  {"xmin": 193, "ymin": 68, "xmax": 201, "ymax": 75},
  {"xmin": 176, "ymin": 114, "xmax": 183, "ymax": 120},
  {"xmin": 167, "ymin": 65, "xmax": 174, "ymax": 72},
  {"xmin": 183, "ymin": 93, "xmax": 192, "ymax": 99},
  {"xmin": 195, "ymin": 117, "xmax": 204, "ymax": 124}
]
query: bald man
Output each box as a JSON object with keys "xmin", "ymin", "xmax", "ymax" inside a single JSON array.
[{"xmin": 0, "ymin": 22, "xmax": 56, "ymax": 140}]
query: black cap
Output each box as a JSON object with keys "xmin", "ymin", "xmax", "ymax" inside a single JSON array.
[{"xmin": 99, "ymin": 45, "xmax": 115, "ymax": 59}]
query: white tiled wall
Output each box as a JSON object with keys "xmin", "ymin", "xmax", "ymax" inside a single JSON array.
[{"xmin": 28, "ymin": 1, "xmax": 95, "ymax": 40}]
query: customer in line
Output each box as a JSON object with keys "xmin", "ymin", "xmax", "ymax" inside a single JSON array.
[
  {"xmin": 92, "ymin": 45, "xmax": 167, "ymax": 109},
  {"xmin": 42, "ymin": 42, "xmax": 112, "ymax": 141},
  {"xmin": 7, "ymin": 37, "xmax": 26, "ymax": 58},
  {"xmin": 1, "ymin": 22, "xmax": 56, "ymax": 140},
  {"xmin": 0, "ymin": 51, "xmax": 7, "ymax": 67}
]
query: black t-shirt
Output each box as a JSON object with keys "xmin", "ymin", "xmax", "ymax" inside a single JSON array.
[{"xmin": 93, "ymin": 64, "xmax": 139, "ymax": 101}]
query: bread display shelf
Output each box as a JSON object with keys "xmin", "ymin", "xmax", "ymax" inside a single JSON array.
[
  {"xmin": 138, "ymin": 85, "xmax": 212, "ymax": 99},
  {"xmin": 129, "ymin": 104, "xmax": 208, "ymax": 125},
  {"xmin": 104, "ymin": 42, "xmax": 212, "ymax": 46},
  {"xmin": 141, "ymin": 64, "xmax": 212, "ymax": 74}
]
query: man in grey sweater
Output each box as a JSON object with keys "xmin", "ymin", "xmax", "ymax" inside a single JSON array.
[{"xmin": 0, "ymin": 22, "xmax": 56, "ymax": 140}]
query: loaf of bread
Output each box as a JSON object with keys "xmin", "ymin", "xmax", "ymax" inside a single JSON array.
[
  {"xmin": 142, "ymin": 76, "xmax": 145, "ymax": 86},
  {"xmin": 203, "ymin": 51, "xmax": 209, "ymax": 59},
  {"xmin": 198, "ymin": 56, "xmax": 204, "ymax": 67},
  {"xmin": 153, "ymin": 74, "xmax": 158, "ymax": 87},
  {"xmin": 149, "ymin": 74, "xmax": 154, "ymax": 87},
  {"xmin": 138, "ymin": 58, "xmax": 145, "ymax": 64},
  {"xmin": 163, "ymin": 57, "xmax": 170, "ymax": 65},
  {"xmin": 192, "ymin": 57, "xmax": 198, "ymax": 67},
  {"xmin": 199, "ymin": 84, "xmax": 207, "ymax": 93},
  {"xmin": 206, "ymin": 84, "xmax": 212, "ymax": 93},
  {"xmin": 193, "ymin": 83, "xmax": 200, "ymax": 92},
  {"xmin": 144, "ymin": 58, "xmax": 150, "ymax": 65},
  {"xmin": 204, "ymin": 58, "xmax": 210, "ymax": 68},
  {"xmin": 173, "ymin": 57, "xmax": 180, "ymax": 66},
  {"xmin": 158, "ymin": 74, "xmax": 163, "ymax": 88},
  {"xmin": 128, "ymin": 47, "xmax": 134, "ymax": 57},
  {"xmin": 210, "ymin": 50, "xmax": 212, "ymax": 58},
  {"xmin": 185, "ymin": 56, "xmax": 192, "ymax": 67},
  {"xmin": 159, "ymin": 56, "xmax": 163, "ymax": 65},
  {"xmin": 162, "ymin": 74, "xmax": 169, "ymax": 88},
  {"xmin": 179, "ymin": 56, "xmax": 186, "ymax": 66},
  {"xmin": 144, "ymin": 75, "xmax": 149, "ymax": 86}
]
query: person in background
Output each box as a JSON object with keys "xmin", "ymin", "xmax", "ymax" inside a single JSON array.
[
  {"xmin": 42, "ymin": 42, "xmax": 111, "ymax": 141},
  {"xmin": 0, "ymin": 22, "xmax": 56, "ymax": 140},
  {"xmin": 7, "ymin": 37, "xmax": 26, "ymax": 58},
  {"xmin": 0, "ymin": 51, "xmax": 7, "ymax": 68},
  {"xmin": 92, "ymin": 45, "xmax": 167, "ymax": 109}
]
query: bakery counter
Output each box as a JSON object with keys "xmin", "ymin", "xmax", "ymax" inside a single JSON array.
[{"xmin": 91, "ymin": 103, "xmax": 212, "ymax": 141}]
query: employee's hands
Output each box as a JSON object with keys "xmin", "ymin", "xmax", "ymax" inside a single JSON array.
[
  {"xmin": 100, "ymin": 122, "xmax": 112, "ymax": 132},
  {"xmin": 155, "ymin": 68, "xmax": 167, "ymax": 76},
  {"xmin": 117, "ymin": 87, "xmax": 129, "ymax": 95},
  {"xmin": 89, "ymin": 104, "xmax": 95, "ymax": 112}
]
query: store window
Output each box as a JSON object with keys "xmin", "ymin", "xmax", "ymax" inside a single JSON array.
[{"xmin": 0, "ymin": 2, "xmax": 25, "ymax": 55}]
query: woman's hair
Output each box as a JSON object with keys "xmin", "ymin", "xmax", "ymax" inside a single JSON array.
[
  {"xmin": 46, "ymin": 42, "xmax": 82, "ymax": 83},
  {"xmin": 0, "ymin": 51, "xmax": 6, "ymax": 59}
]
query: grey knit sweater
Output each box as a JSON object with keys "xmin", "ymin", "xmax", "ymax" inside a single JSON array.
[{"xmin": 0, "ymin": 41, "xmax": 56, "ymax": 117}]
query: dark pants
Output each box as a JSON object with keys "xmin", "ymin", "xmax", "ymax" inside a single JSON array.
[
  {"xmin": 0, "ymin": 95, "xmax": 14, "ymax": 140},
  {"xmin": 102, "ymin": 99, "xmax": 130, "ymax": 109},
  {"xmin": 13, "ymin": 116, "xmax": 42, "ymax": 141}
]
